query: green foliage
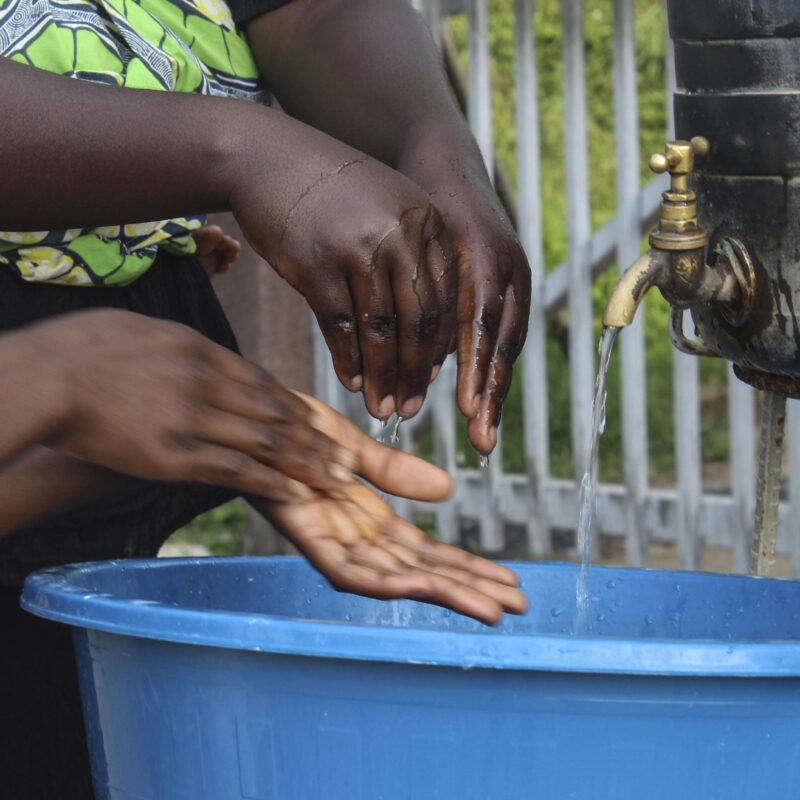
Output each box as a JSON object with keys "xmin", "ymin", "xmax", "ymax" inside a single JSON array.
[
  {"xmin": 169, "ymin": 499, "xmax": 247, "ymax": 554},
  {"xmin": 450, "ymin": 0, "xmax": 729, "ymax": 482},
  {"xmin": 187, "ymin": 1, "xmax": 732, "ymax": 544}
]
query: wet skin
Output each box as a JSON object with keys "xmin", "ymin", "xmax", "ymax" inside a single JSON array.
[
  {"xmin": 0, "ymin": 314, "xmax": 526, "ymax": 623},
  {"xmin": 0, "ymin": 0, "xmax": 530, "ymax": 451},
  {"xmin": 245, "ymin": 0, "xmax": 532, "ymax": 450}
]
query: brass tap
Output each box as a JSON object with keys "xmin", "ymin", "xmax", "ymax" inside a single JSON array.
[
  {"xmin": 647, "ymin": 136, "xmax": 709, "ymax": 253},
  {"xmin": 603, "ymin": 136, "xmax": 747, "ymax": 330}
]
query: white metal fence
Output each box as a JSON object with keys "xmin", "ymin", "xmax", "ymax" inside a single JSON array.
[{"xmin": 313, "ymin": 0, "xmax": 800, "ymax": 575}]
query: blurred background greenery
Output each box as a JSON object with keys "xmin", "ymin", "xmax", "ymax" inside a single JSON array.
[{"xmin": 171, "ymin": 0, "xmax": 729, "ymax": 553}]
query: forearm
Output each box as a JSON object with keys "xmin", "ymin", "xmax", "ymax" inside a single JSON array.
[
  {"xmin": 0, "ymin": 447, "xmax": 131, "ymax": 537},
  {"xmin": 0, "ymin": 57, "xmax": 363, "ymax": 237},
  {"xmin": 246, "ymin": 0, "xmax": 483, "ymax": 173}
]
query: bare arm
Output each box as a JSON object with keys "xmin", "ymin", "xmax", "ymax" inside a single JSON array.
[
  {"xmin": 0, "ymin": 56, "xmax": 458, "ymax": 422},
  {"xmin": 0, "ymin": 448, "xmax": 128, "ymax": 538}
]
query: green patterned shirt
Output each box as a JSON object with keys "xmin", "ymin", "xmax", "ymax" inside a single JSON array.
[{"xmin": 0, "ymin": 0, "xmax": 266, "ymax": 286}]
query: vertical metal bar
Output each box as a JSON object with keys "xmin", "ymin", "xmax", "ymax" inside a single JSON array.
[
  {"xmin": 466, "ymin": 0, "xmax": 500, "ymax": 551},
  {"xmin": 789, "ymin": 401, "xmax": 800, "ymax": 577},
  {"xmin": 467, "ymin": 0, "xmax": 494, "ymax": 181},
  {"xmin": 665, "ymin": 25, "xmax": 676, "ymax": 139},
  {"xmin": 515, "ymin": 0, "xmax": 550, "ymax": 558},
  {"xmin": 751, "ymin": 391, "xmax": 787, "ymax": 576},
  {"xmin": 673, "ymin": 350, "xmax": 703, "ymax": 569},
  {"xmin": 613, "ymin": 0, "xmax": 648, "ymax": 567},
  {"xmin": 561, "ymin": 0, "xmax": 594, "ymax": 500},
  {"xmin": 728, "ymin": 366, "xmax": 756, "ymax": 573}
]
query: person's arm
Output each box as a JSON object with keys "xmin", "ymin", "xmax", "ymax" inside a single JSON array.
[
  {"xmin": 0, "ymin": 308, "xmax": 369, "ymax": 541},
  {"xmin": 245, "ymin": 0, "xmax": 531, "ymax": 452},
  {"xmin": 1, "ymin": 56, "xmax": 456, "ymax": 421},
  {"xmin": 0, "ymin": 448, "xmax": 130, "ymax": 537}
]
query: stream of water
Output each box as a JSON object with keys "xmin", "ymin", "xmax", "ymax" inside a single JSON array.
[{"xmin": 575, "ymin": 326, "xmax": 620, "ymax": 633}]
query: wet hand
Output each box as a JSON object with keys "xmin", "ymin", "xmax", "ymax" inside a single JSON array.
[
  {"xmin": 25, "ymin": 310, "xmax": 356, "ymax": 499},
  {"xmin": 231, "ymin": 154, "xmax": 457, "ymax": 422},
  {"xmin": 253, "ymin": 399, "xmax": 527, "ymax": 624},
  {"xmin": 399, "ymin": 138, "xmax": 531, "ymax": 454}
]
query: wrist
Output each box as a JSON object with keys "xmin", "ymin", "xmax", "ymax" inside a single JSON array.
[{"xmin": 397, "ymin": 117, "xmax": 490, "ymax": 192}]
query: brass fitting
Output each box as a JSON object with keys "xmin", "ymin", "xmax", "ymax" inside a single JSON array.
[
  {"xmin": 603, "ymin": 136, "xmax": 749, "ymax": 331},
  {"xmin": 648, "ymin": 136, "xmax": 710, "ymax": 252}
]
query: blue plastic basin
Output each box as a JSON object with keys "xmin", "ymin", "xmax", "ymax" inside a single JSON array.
[{"xmin": 22, "ymin": 557, "xmax": 800, "ymax": 799}]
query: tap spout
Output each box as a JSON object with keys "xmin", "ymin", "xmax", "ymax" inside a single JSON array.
[{"xmin": 602, "ymin": 250, "xmax": 670, "ymax": 328}]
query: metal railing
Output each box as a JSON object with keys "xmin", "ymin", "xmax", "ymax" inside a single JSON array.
[{"xmin": 312, "ymin": 0, "xmax": 800, "ymax": 575}]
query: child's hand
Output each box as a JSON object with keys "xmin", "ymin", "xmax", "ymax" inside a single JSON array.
[
  {"xmin": 253, "ymin": 393, "xmax": 528, "ymax": 626},
  {"xmin": 19, "ymin": 309, "xmax": 355, "ymax": 499},
  {"xmin": 193, "ymin": 224, "xmax": 242, "ymax": 278}
]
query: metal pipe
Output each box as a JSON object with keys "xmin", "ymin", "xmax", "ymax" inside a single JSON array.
[
  {"xmin": 601, "ymin": 250, "xmax": 669, "ymax": 328},
  {"xmin": 751, "ymin": 390, "xmax": 787, "ymax": 577}
]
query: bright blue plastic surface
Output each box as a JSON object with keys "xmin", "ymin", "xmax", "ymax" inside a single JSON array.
[{"xmin": 22, "ymin": 558, "xmax": 800, "ymax": 799}]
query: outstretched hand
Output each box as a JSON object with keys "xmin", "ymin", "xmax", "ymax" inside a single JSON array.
[{"xmin": 252, "ymin": 394, "xmax": 527, "ymax": 625}]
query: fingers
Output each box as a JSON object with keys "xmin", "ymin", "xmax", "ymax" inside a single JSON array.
[
  {"xmin": 193, "ymin": 225, "xmax": 242, "ymax": 277},
  {"xmin": 391, "ymin": 210, "xmax": 456, "ymax": 418},
  {"xmin": 391, "ymin": 247, "xmax": 438, "ymax": 418},
  {"xmin": 349, "ymin": 262, "xmax": 398, "ymax": 419},
  {"xmin": 456, "ymin": 253, "xmax": 504, "ymax": 420},
  {"xmin": 468, "ymin": 270, "xmax": 530, "ymax": 454},
  {"xmin": 308, "ymin": 280, "xmax": 364, "ymax": 393},
  {"xmin": 171, "ymin": 442, "xmax": 315, "ymax": 501},
  {"xmin": 257, "ymin": 493, "xmax": 526, "ymax": 626},
  {"xmin": 428, "ymin": 230, "xmax": 458, "ymax": 374},
  {"xmin": 386, "ymin": 517, "xmax": 521, "ymax": 587},
  {"xmin": 377, "ymin": 535, "xmax": 527, "ymax": 614},
  {"xmin": 294, "ymin": 393, "xmax": 453, "ymax": 502},
  {"xmin": 195, "ymin": 409, "xmax": 353, "ymax": 492}
]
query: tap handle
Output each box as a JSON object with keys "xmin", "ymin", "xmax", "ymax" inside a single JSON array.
[{"xmin": 649, "ymin": 137, "xmax": 709, "ymax": 176}]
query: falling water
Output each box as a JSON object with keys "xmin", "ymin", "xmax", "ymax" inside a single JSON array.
[
  {"xmin": 390, "ymin": 414, "xmax": 403, "ymax": 444},
  {"xmin": 575, "ymin": 326, "xmax": 620, "ymax": 633},
  {"xmin": 479, "ymin": 455, "xmax": 489, "ymax": 469}
]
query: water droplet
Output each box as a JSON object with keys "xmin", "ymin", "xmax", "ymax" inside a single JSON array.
[
  {"xmin": 345, "ymin": 613, "xmax": 352, "ymax": 622},
  {"xmin": 605, "ymin": 579, "xmax": 616, "ymax": 589},
  {"xmin": 645, "ymin": 615, "xmax": 655, "ymax": 626},
  {"xmin": 479, "ymin": 454, "xmax": 489, "ymax": 469},
  {"xmin": 550, "ymin": 607, "xmax": 565, "ymax": 618},
  {"xmin": 673, "ymin": 583, "xmax": 681, "ymax": 592}
]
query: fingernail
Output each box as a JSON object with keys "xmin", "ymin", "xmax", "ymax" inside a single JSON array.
[
  {"xmin": 350, "ymin": 374, "xmax": 363, "ymax": 391},
  {"xmin": 400, "ymin": 395, "xmax": 424, "ymax": 417},
  {"xmin": 430, "ymin": 364, "xmax": 442, "ymax": 382},
  {"xmin": 328, "ymin": 462, "xmax": 353, "ymax": 482},
  {"xmin": 337, "ymin": 447, "xmax": 359, "ymax": 471},
  {"xmin": 378, "ymin": 395, "xmax": 395, "ymax": 418},
  {"xmin": 287, "ymin": 479, "xmax": 315, "ymax": 500}
]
